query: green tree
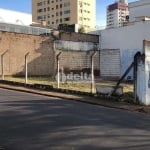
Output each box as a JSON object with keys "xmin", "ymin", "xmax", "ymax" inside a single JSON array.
[{"xmin": 78, "ymin": 26, "xmax": 85, "ymax": 33}]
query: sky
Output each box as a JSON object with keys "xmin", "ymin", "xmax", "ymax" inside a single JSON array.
[{"xmin": 0, "ymin": 0, "xmax": 136, "ymax": 26}]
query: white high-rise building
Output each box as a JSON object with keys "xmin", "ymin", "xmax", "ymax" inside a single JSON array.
[{"xmin": 107, "ymin": 0, "xmax": 129, "ymax": 28}]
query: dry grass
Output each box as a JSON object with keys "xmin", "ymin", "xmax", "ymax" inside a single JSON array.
[
  {"xmin": 5, "ymin": 76, "xmax": 92, "ymax": 93},
  {"xmin": 4, "ymin": 76, "xmax": 133, "ymax": 94}
]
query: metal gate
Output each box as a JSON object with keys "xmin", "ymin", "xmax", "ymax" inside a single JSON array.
[{"xmin": 100, "ymin": 49, "xmax": 120, "ymax": 79}]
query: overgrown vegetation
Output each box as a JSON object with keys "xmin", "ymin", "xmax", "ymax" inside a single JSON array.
[
  {"xmin": 5, "ymin": 76, "xmax": 92, "ymax": 92},
  {"xmin": 4, "ymin": 76, "xmax": 133, "ymax": 96}
]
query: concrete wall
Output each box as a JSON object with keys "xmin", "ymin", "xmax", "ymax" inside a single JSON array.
[
  {"xmin": 59, "ymin": 31, "xmax": 99, "ymax": 43},
  {"xmin": 56, "ymin": 50, "xmax": 100, "ymax": 76},
  {"xmin": 0, "ymin": 31, "xmax": 55, "ymax": 76},
  {"xmin": 55, "ymin": 40, "xmax": 96, "ymax": 51},
  {"xmin": 129, "ymin": 0, "xmax": 150, "ymax": 22},
  {"xmin": 0, "ymin": 30, "xmax": 99, "ymax": 77},
  {"xmin": 99, "ymin": 20, "xmax": 150, "ymax": 78}
]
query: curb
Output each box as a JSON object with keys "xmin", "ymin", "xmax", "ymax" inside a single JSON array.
[{"xmin": 0, "ymin": 80, "xmax": 149, "ymax": 114}]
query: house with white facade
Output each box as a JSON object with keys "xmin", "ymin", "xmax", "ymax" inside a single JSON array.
[{"xmin": 91, "ymin": 0, "xmax": 150, "ymax": 79}]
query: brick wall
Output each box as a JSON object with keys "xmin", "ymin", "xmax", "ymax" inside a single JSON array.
[
  {"xmin": 0, "ymin": 30, "xmax": 99, "ymax": 77},
  {"xmin": 0, "ymin": 31, "xmax": 55, "ymax": 76}
]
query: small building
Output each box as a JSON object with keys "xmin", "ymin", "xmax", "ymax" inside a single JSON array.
[{"xmin": 91, "ymin": 19, "xmax": 150, "ymax": 79}]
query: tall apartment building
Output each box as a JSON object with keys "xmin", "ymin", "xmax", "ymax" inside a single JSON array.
[
  {"xmin": 107, "ymin": 0, "xmax": 129, "ymax": 28},
  {"xmin": 32, "ymin": 0, "xmax": 96, "ymax": 32}
]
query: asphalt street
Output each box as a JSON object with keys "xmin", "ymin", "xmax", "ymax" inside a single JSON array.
[{"xmin": 0, "ymin": 88, "xmax": 150, "ymax": 150}]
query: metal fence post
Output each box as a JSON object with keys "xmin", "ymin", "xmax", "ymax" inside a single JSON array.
[
  {"xmin": 1, "ymin": 50, "xmax": 8, "ymax": 80},
  {"xmin": 56, "ymin": 52, "xmax": 62, "ymax": 88},
  {"xmin": 25, "ymin": 52, "xmax": 30, "ymax": 84},
  {"xmin": 91, "ymin": 51, "xmax": 97, "ymax": 94}
]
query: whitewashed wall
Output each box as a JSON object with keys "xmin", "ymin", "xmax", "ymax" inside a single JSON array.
[
  {"xmin": 129, "ymin": 0, "xmax": 150, "ymax": 22},
  {"xmin": 137, "ymin": 40, "xmax": 150, "ymax": 105},
  {"xmin": 98, "ymin": 21, "xmax": 150, "ymax": 78},
  {"xmin": 55, "ymin": 40, "xmax": 97, "ymax": 51},
  {"xmin": 121, "ymin": 49, "xmax": 139, "ymax": 79}
]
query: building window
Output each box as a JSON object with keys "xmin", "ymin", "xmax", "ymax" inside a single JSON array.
[
  {"xmin": 64, "ymin": 10, "xmax": 70, "ymax": 14},
  {"xmin": 60, "ymin": 4, "xmax": 62, "ymax": 8},
  {"xmin": 47, "ymin": 7, "xmax": 50, "ymax": 11},
  {"xmin": 64, "ymin": 2, "xmax": 70, "ymax": 7},
  {"xmin": 64, "ymin": 17, "xmax": 70, "ymax": 21},
  {"xmin": 56, "ymin": 5, "xmax": 58, "ymax": 9},
  {"xmin": 37, "ymin": 16, "xmax": 43, "ymax": 20},
  {"xmin": 44, "ymin": 15, "xmax": 46, "ymax": 19},
  {"xmin": 80, "ymin": 9, "xmax": 83, "ymax": 13},
  {"xmin": 56, "ymin": 19, "xmax": 59, "ymax": 24},
  {"xmin": 60, "ymin": 18, "xmax": 62, "ymax": 23},
  {"xmin": 60, "ymin": 11, "xmax": 62, "ymax": 16},
  {"xmin": 79, "ymin": 2, "xmax": 82, "ymax": 7},
  {"xmin": 37, "ymin": 2, "xmax": 42, "ymax": 6},
  {"xmin": 47, "ymin": 0, "xmax": 50, "ymax": 4},
  {"xmin": 37, "ymin": 9, "xmax": 43, "ymax": 13}
]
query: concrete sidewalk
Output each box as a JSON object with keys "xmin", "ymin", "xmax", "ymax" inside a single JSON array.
[{"xmin": 0, "ymin": 83, "xmax": 149, "ymax": 114}]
